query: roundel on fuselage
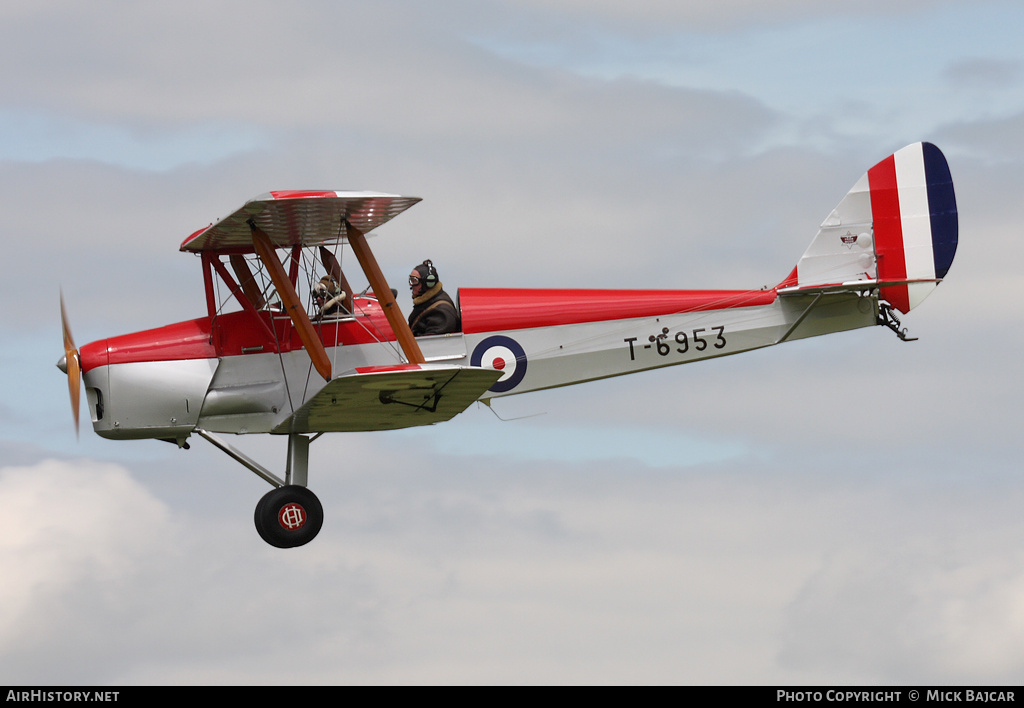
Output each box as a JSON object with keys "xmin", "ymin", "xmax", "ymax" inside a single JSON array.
[{"xmin": 470, "ymin": 335, "xmax": 527, "ymax": 393}]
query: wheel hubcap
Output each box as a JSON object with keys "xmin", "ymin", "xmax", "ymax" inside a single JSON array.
[{"xmin": 278, "ymin": 502, "xmax": 306, "ymax": 530}]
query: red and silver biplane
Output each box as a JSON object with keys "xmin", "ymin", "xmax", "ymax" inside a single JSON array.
[{"xmin": 58, "ymin": 142, "xmax": 957, "ymax": 547}]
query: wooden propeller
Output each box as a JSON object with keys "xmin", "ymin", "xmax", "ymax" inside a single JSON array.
[{"xmin": 58, "ymin": 291, "xmax": 81, "ymax": 437}]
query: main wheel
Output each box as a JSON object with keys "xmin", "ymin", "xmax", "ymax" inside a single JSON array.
[{"xmin": 254, "ymin": 485, "xmax": 324, "ymax": 548}]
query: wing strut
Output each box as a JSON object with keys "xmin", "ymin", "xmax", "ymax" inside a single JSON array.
[
  {"xmin": 345, "ymin": 221, "xmax": 426, "ymax": 365},
  {"xmin": 250, "ymin": 222, "xmax": 333, "ymax": 381},
  {"xmin": 230, "ymin": 254, "xmax": 267, "ymax": 309},
  {"xmin": 775, "ymin": 293, "xmax": 823, "ymax": 345}
]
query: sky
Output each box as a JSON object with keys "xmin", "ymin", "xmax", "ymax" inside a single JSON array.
[{"xmin": 2, "ymin": 0, "xmax": 1023, "ymax": 685}]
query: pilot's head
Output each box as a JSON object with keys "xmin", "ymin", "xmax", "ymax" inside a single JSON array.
[{"xmin": 409, "ymin": 260, "xmax": 438, "ymax": 298}]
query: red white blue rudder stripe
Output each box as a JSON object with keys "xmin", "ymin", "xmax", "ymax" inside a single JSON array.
[
  {"xmin": 868, "ymin": 142, "xmax": 958, "ymax": 313},
  {"xmin": 787, "ymin": 142, "xmax": 958, "ymax": 314}
]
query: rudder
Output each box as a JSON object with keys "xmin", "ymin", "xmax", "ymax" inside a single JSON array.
[
  {"xmin": 868, "ymin": 142, "xmax": 958, "ymax": 313},
  {"xmin": 785, "ymin": 142, "xmax": 958, "ymax": 314}
]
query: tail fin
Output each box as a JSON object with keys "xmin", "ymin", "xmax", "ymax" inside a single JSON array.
[{"xmin": 780, "ymin": 142, "xmax": 958, "ymax": 314}]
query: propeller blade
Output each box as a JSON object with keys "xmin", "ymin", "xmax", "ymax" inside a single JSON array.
[
  {"xmin": 67, "ymin": 348, "xmax": 81, "ymax": 437},
  {"xmin": 59, "ymin": 291, "xmax": 81, "ymax": 436},
  {"xmin": 60, "ymin": 291, "xmax": 75, "ymax": 354}
]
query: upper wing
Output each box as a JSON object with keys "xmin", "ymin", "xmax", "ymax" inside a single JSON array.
[
  {"xmin": 180, "ymin": 191, "xmax": 421, "ymax": 252},
  {"xmin": 271, "ymin": 364, "xmax": 502, "ymax": 434}
]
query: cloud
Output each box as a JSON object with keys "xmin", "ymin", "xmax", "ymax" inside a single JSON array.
[
  {"xmin": 0, "ymin": 1, "xmax": 791, "ymax": 152},
  {"xmin": 0, "ymin": 110, "xmax": 266, "ymax": 169},
  {"xmin": 0, "ymin": 460, "xmax": 175, "ymax": 681},
  {"xmin": 484, "ymin": 0, "xmax": 946, "ymax": 33},
  {"xmin": 778, "ymin": 485, "xmax": 1024, "ymax": 684},
  {"xmin": 3, "ymin": 368, "xmax": 1023, "ymax": 685},
  {"xmin": 944, "ymin": 57, "xmax": 1022, "ymax": 90}
]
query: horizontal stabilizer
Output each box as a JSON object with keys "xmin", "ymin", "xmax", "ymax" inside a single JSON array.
[
  {"xmin": 777, "ymin": 277, "xmax": 941, "ymax": 298},
  {"xmin": 272, "ymin": 364, "xmax": 502, "ymax": 434}
]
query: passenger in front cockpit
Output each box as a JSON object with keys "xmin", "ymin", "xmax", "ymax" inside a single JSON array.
[{"xmin": 313, "ymin": 275, "xmax": 347, "ymax": 318}]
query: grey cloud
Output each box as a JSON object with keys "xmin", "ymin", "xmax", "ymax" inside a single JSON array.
[
  {"xmin": 4, "ymin": 451, "xmax": 1022, "ymax": 684},
  {"xmin": 944, "ymin": 58, "xmax": 1022, "ymax": 90},
  {"xmin": 480, "ymin": 0, "xmax": 945, "ymax": 34},
  {"xmin": 778, "ymin": 486, "xmax": 1024, "ymax": 683}
]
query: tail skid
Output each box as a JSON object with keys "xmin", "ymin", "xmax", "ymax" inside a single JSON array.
[{"xmin": 877, "ymin": 302, "xmax": 918, "ymax": 342}]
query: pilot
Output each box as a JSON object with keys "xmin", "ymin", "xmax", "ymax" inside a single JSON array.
[
  {"xmin": 312, "ymin": 275, "xmax": 347, "ymax": 317},
  {"xmin": 408, "ymin": 259, "xmax": 460, "ymax": 336}
]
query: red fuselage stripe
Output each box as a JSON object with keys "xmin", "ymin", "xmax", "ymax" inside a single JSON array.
[{"xmin": 458, "ymin": 288, "xmax": 777, "ymax": 334}]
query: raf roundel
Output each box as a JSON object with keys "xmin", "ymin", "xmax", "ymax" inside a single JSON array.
[{"xmin": 471, "ymin": 335, "xmax": 528, "ymax": 393}]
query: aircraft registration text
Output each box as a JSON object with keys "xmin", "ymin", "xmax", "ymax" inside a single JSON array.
[{"xmin": 624, "ymin": 326, "xmax": 727, "ymax": 361}]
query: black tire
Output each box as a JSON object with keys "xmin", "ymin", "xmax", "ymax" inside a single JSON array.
[{"xmin": 254, "ymin": 485, "xmax": 324, "ymax": 548}]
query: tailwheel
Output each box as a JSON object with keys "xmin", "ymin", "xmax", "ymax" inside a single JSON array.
[{"xmin": 254, "ymin": 485, "xmax": 324, "ymax": 548}]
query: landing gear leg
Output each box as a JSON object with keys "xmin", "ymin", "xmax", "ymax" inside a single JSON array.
[{"xmin": 255, "ymin": 433, "xmax": 322, "ymax": 547}]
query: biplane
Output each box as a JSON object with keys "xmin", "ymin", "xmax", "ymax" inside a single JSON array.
[{"xmin": 58, "ymin": 142, "xmax": 957, "ymax": 548}]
